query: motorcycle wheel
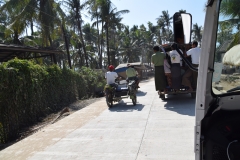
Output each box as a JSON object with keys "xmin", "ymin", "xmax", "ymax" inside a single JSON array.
[
  {"xmin": 106, "ymin": 91, "xmax": 113, "ymax": 108},
  {"xmin": 160, "ymin": 94, "xmax": 166, "ymax": 100},
  {"xmin": 132, "ymin": 95, "xmax": 137, "ymax": 106}
]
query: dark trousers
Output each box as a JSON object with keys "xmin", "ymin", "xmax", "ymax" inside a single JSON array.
[
  {"xmin": 154, "ymin": 66, "xmax": 166, "ymax": 91},
  {"xmin": 182, "ymin": 64, "xmax": 198, "ymax": 89}
]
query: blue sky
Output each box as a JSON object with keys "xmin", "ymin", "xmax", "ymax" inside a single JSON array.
[{"xmin": 107, "ymin": 0, "xmax": 207, "ymax": 28}]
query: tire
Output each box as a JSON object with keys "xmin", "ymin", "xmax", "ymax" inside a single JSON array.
[
  {"xmin": 132, "ymin": 95, "xmax": 137, "ymax": 106},
  {"xmin": 191, "ymin": 92, "xmax": 196, "ymax": 99},
  {"xmin": 160, "ymin": 94, "xmax": 166, "ymax": 100},
  {"xmin": 106, "ymin": 91, "xmax": 113, "ymax": 108}
]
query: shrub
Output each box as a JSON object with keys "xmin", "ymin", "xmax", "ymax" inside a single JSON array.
[{"xmin": 0, "ymin": 59, "xmax": 105, "ymax": 143}]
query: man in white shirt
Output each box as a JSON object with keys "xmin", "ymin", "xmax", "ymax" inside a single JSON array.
[
  {"xmin": 105, "ymin": 65, "xmax": 118, "ymax": 85},
  {"xmin": 182, "ymin": 41, "xmax": 201, "ymax": 91},
  {"xmin": 186, "ymin": 41, "xmax": 201, "ymax": 65},
  {"xmin": 169, "ymin": 43, "xmax": 183, "ymax": 90}
]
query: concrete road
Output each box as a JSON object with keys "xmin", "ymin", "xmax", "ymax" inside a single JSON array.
[{"xmin": 0, "ymin": 79, "xmax": 195, "ymax": 160}]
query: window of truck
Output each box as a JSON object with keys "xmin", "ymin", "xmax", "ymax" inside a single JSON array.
[{"xmin": 212, "ymin": 0, "xmax": 240, "ymax": 95}]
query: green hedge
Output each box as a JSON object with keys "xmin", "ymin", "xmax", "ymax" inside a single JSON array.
[{"xmin": 0, "ymin": 59, "xmax": 105, "ymax": 143}]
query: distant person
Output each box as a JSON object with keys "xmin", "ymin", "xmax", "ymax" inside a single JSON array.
[
  {"xmin": 169, "ymin": 43, "xmax": 182, "ymax": 90},
  {"xmin": 105, "ymin": 65, "xmax": 118, "ymax": 86},
  {"xmin": 164, "ymin": 54, "xmax": 172, "ymax": 87},
  {"xmin": 151, "ymin": 45, "xmax": 166, "ymax": 93},
  {"xmin": 126, "ymin": 64, "xmax": 140, "ymax": 88},
  {"xmin": 182, "ymin": 40, "xmax": 201, "ymax": 91}
]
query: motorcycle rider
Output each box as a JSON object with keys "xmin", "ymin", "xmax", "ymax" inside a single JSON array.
[
  {"xmin": 105, "ymin": 65, "xmax": 118, "ymax": 87},
  {"xmin": 126, "ymin": 64, "xmax": 140, "ymax": 88}
]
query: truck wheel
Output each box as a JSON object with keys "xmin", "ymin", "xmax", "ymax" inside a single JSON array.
[{"xmin": 191, "ymin": 92, "xmax": 196, "ymax": 99}]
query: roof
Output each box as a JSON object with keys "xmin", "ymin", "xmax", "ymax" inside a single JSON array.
[
  {"xmin": 0, "ymin": 43, "xmax": 64, "ymax": 62},
  {"xmin": 143, "ymin": 63, "xmax": 154, "ymax": 69},
  {"xmin": 115, "ymin": 62, "xmax": 147, "ymax": 69},
  {"xmin": 115, "ymin": 62, "xmax": 143, "ymax": 69}
]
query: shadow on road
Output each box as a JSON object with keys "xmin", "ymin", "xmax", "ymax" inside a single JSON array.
[
  {"xmin": 109, "ymin": 102, "xmax": 145, "ymax": 112},
  {"xmin": 140, "ymin": 79, "xmax": 151, "ymax": 83},
  {"xmin": 163, "ymin": 94, "xmax": 195, "ymax": 116},
  {"xmin": 137, "ymin": 90, "xmax": 147, "ymax": 96}
]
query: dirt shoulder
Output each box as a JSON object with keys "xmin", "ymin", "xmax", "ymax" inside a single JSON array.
[{"xmin": 0, "ymin": 98, "xmax": 101, "ymax": 151}]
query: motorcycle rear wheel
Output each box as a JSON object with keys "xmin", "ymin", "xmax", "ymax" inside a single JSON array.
[
  {"xmin": 106, "ymin": 92, "xmax": 113, "ymax": 108},
  {"xmin": 132, "ymin": 95, "xmax": 137, "ymax": 106}
]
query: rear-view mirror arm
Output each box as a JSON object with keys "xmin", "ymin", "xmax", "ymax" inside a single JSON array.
[
  {"xmin": 176, "ymin": 46, "xmax": 214, "ymax": 73},
  {"xmin": 175, "ymin": 46, "xmax": 198, "ymax": 72}
]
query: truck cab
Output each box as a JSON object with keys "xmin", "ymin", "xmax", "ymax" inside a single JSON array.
[{"xmin": 173, "ymin": 0, "xmax": 240, "ymax": 159}]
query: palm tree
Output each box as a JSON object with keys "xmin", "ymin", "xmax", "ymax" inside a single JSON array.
[
  {"xmin": 156, "ymin": 18, "xmax": 166, "ymax": 44},
  {"xmin": 156, "ymin": 10, "xmax": 173, "ymax": 42},
  {"xmin": 192, "ymin": 23, "xmax": 203, "ymax": 47},
  {"xmin": 147, "ymin": 22, "xmax": 157, "ymax": 43},
  {"xmin": 87, "ymin": 0, "xmax": 103, "ymax": 68},
  {"xmin": 179, "ymin": 9, "xmax": 186, "ymax": 13},
  {"xmin": 220, "ymin": 0, "xmax": 240, "ymax": 47},
  {"xmin": 217, "ymin": 21, "xmax": 233, "ymax": 46},
  {"xmin": 63, "ymin": 0, "xmax": 89, "ymax": 67},
  {"xmin": 82, "ymin": 23, "xmax": 100, "ymax": 68},
  {"xmin": 118, "ymin": 26, "xmax": 140, "ymax": 63},
  {"xmin": 144, "ymin": 23, "xmax": 158, "ymax": 65},
  {"xmin": 0, "ymin": 5, "xmax": 7, "ymax": 43},
  {"xmin": 220, "ymin": 0, "xmax": 240, "ymax": 31},
  {"xmin": 98, "ymin": 0, "xmax": 129, "ymax": 66},
  {"xmin": 0, "ymin": 0, "xmax": 37, "ymax": 44},
  {"xmin": 0, "ymin": 0, "xmax": 65, "ymax": 47}
]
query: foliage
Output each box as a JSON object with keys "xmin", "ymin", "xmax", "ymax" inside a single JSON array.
[
  {"xmin": 0, "ymin": 0, "xmax": 202, "ymax": 68},
  {"xmin": 192, "ymin": 23, "xmax": 203, "ymax": 47},
  {"xmin": 219, "ymin": 0, "xmax": 240, "ymax": 49},
  {"xmin": 0, "ymin": 59, "xmax": 105, "ymax": 143},
  {"xmin": 78, "ymin": 66, "xmax": 106, "ymax": 94}
]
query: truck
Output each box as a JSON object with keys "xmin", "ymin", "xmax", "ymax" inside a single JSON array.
[
  {"xmin": 159, "ymin": 42, "xmax": 197, "ymax": 100},
  {"xmin": 172, "ymin": 0, "xmax": 240, "ymax": 159}
]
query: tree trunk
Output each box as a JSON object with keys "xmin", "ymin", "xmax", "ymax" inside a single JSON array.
[
  {"xmin": 31, "ymin": 21, "xmax": 34, "ymax": 36},
  {"xmin": 96, "ymin": 14, "xmax": 102, "ymax": 68},
  {"xmin": 78, "ymin": 48, "xmax": 84, "ymax": 67},
  {"xmin": 76, "ymin": 4, "xmax": 88, "ymax": 67},
  {"xmin": 13, "ymin": 32, "xmax": 21, "ymax": 45},
  {"xmin": 101, "ymin": 21, "xmax": 104, "ymax": 67},
  {"xmin": 112, "ymin": 29, "xmax": 116, "ymax": 66},
  {"xmin": 157, "ymin": 31, "xmax": 162, "ymax": 45},
  {"xmin": 61, "ymin": 24, "xmax": 72, "ymax": 69},
  {"xmin": 106, "ymin": 24, "xmax": 110, "ymax": 66},
  {"xmin": 77, "ymin": 20, "xmax": 88, "ymax": 67},
  {"xmin": 48, "ymin": 36, "xmax": 57, "ymax": 64}
]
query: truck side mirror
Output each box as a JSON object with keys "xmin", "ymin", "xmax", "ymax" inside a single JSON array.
[{"xmin": 173, "ymin": 12, "xmax": 192, "ymax": 44}]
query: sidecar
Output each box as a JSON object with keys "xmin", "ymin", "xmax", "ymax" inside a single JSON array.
[
  {"xmin": 115, "ymin": 81, "xmax": 129, "ymax": 98},
  {"xmin": 104, "ymin": 80, "xmax": 137, "ymax": 108}
]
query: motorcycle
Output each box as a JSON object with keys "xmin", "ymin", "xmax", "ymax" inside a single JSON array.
[{"xmin": 104, "ymin": 79, "xmax": 137, "ymax": 108}]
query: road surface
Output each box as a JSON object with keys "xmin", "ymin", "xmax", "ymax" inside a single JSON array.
[{"xmin": 0, "ymin": 79, "xmax": 195, "ymax": 160}]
